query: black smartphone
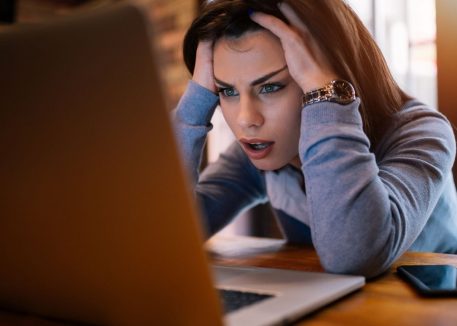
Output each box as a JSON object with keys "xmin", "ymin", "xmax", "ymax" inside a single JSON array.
[{"xmin": 397, "ymin": 264, "xmax": 457, "ymax": 297}]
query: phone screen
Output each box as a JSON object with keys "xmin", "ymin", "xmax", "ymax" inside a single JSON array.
[{"xmin": 397, "ymin": 264, "xmax": 457, "ymax": 296}]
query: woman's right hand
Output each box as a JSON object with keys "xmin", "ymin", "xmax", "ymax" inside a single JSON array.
[
  {"xmin": 192, "ymin": 41, "xmax": 216, "ymax": 93},
  {"xmin": 250, "ymin": 3, "xmax": 337, "ymax": 94}
]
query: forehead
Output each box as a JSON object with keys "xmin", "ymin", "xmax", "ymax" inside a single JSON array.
[{"xmin": 213, "ymin": 30, "xmax": 287, "ymax": 82}]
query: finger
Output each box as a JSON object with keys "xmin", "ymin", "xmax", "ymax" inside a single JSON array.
[
  {"xmin": 278, "ymin": 2, "xmax": 308, "ymax": 35},
  {"xmin": 196, "ymin": 40, "xmax": 213, "ymax": 60},
  {"xmin": 193, "ymin": 41, "xmax": 216, "ymax": 92},
  {"xmin": 276, "ymin": 4, "xmax": 331, "ymax": 73},
  {"xmin": 250, "ymin": 11, "xmax": 296, "ymax": 41},
  {"xmin": 250, "ymin": 11, "xmax": 316, "ymax": 64}
]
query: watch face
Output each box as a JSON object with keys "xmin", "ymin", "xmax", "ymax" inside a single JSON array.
[{"xmin": 332, "ymin": 80, "xmax": 355, "ymax": 103}]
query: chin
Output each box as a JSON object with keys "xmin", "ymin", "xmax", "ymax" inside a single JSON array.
[{"xmin": 249, "ymin": 159, "xmax": 287, "ymax": 171}]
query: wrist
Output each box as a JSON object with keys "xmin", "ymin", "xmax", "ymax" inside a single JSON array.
[
  {"xmin": 302, "ymin": 80, "xmax": 356, "ymax": 106},
  {"xmin": 191, "ymin": 76, "xmax": 216, "ymax": 94}
]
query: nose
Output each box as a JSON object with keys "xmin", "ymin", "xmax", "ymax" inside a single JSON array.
[{"xmin": 237, "ymin": 95, "xmax": 264, "ymax": 129}]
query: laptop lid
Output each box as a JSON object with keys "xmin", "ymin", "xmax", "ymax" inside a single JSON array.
[{"xmin": 0, "ymin": 3, "xmax": 222, "ymax": 325}]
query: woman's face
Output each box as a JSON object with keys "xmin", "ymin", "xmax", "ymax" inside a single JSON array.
[{"xmin": 213, "ymin": 30, "xmax": 304, "ymax": 171}]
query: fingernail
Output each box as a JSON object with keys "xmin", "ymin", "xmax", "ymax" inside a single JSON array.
[{"xmin": 247, "ymin": 8, "xmax": 254, "ymax": 16}]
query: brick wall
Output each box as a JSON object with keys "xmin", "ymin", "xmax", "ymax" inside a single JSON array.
[
  {"xmin": 146, "ymin": 0, "xmax": 197, "ymax": 109},
  {"xmin": 15, "ymin": 0, "xmax": 197, "ymax": 109}
]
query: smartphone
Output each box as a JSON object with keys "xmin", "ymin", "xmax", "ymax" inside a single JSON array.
[{"xmin": 397, "ymin": 264, "xmax": 457, "ymax": 297}]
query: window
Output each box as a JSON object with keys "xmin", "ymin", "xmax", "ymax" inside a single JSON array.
[{"xmin": 348, "ymin": 0, "xmax": 437, "ymax": 107}]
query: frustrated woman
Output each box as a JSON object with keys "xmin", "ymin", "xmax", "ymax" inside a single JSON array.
[{"xmin": 173, "ymin": 0, "xmax": 457, "ymax": 278}]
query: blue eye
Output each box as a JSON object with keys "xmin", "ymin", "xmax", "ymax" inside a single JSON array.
[
  {"xmin": 260, "ymin": 83, "xmax": 284, "ymax": 94},
  {"xmin": 218, "ymin": 87, "xmax": 239, "ymax": 97}
]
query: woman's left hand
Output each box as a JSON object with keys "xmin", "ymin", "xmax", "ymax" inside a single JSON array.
[{"xmin": 250, "ymin": 2, "xmax": 337, "ymax": 93}]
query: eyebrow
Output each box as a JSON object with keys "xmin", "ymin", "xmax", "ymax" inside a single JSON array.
[{"xmin": 214, "ymin": 65, "xmax": 288, "ymax": 88}]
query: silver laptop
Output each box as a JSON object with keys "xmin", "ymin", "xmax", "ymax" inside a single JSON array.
[{"xmin": 0, "ymin": 3, "xmax": 364, "ymax": 325}]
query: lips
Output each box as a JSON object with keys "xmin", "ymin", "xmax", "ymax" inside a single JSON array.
[{"xmin": 239, "ymin": 138, "xmax": 275, "ymax": 160}]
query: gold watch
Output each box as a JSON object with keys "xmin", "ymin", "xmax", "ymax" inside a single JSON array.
[{"xmin": 302, "ymin": 80, "xmax": 356, "ymax": 106}]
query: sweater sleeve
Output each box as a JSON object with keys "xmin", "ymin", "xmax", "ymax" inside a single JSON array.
[
  {"xmin": 300, "ymin": 99, "xmax": 456, "ymax": 278},
  {"xmin": 173, "ymin": 81, "xmax": 267, "ymax": 237},
  {"xmin": 173, "ymin": 80, "xmax": 219, "ymax": 185},
  {"xmin": 197, "ymin": 142, "xmax": 268, "ymax": 235}
]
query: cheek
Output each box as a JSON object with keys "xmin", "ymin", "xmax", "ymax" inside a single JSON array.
[
  {"xmin": 270, "ymin": 92, "xmax": 302, "ymax": 126},
  {"xmin": 272, "ymin": 95, "xmax": 303, "ymax": 141},
  {"xmin": 219, "ymin": 104, "xmax": 239, "ymax": 131}
]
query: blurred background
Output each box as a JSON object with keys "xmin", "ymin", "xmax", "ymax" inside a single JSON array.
[{"xmin": 1, "ymin": 0, "xmax": 456, "ymax": 238}]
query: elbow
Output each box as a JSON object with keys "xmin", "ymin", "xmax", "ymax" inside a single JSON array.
[{"xmin": 318, "ymin": 251, "xmax": 393, "ymax": 279}]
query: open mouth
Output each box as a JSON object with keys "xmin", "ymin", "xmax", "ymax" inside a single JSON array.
[
  {"xmin": 247, "ymin": 142, "xmax": 274, "ymax": 151},
  {"xmin": 240, "ymin": 139, "xmax": 275, "ymax": 160}
]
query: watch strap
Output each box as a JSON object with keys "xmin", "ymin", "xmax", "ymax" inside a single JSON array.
[{"xmin": 302, "ymin": 80, "xmax": 356, "ymax": 106}]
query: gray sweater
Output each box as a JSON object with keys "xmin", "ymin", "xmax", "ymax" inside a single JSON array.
[{"xmin": 174, "ymin": 80, "xmax": 457, "ymax": 278}]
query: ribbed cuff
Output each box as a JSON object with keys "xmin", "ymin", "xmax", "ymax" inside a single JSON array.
[
  {"xmin": 301, "ymin": 98, "xmax": 363, "ymax": 126},
  {"xmin": 176, "ymin": 80, "xmax": 219, "ymax": 125}
]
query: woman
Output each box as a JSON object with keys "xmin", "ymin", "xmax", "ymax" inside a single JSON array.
[{"xmin": 173, "ymin": 0, "xmax": 457, "ymax": 278}]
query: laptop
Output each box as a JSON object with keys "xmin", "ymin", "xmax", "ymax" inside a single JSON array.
[{"xmin": 0, "ymin": 2, "xmax": 364, "ymax": 325}]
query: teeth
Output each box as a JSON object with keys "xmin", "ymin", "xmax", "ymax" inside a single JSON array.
[{"xmin": 249, "ymin": 143, "xmax": 270, "ymax": 150}]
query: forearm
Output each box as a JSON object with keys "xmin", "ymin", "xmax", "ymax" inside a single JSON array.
[
  {"xmin": 196, "ymin": 143, "xmax": 268, "ymax": 237},
  {"xmin": 173, "ymin": 80, "xmax": 219, "ymax": 184},
  {"xmin": 173, "ymin": 84, "xmax": 268, "ymax": 237},
  {"xmin": 300, "ymin": 100, "xmax": 455, "ymax": 277}
]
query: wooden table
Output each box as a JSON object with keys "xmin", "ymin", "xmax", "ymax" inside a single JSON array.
[
  {"xmin": 207, "ymin": 235, "xmax": 457, "ymax": 326},
  {"xmin": 0, "ymin": 235, "xmax": 456, "ymax": 325}
]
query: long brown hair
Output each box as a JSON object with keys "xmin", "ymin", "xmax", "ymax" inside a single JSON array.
[{"xmin": 183, "ymin": 0, "xmax": 411, "ymax": 150}]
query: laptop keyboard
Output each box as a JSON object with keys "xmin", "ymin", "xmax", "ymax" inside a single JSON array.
[{"xmin": 218, "ymin": 289, "xmax": 274, "ymax": 313}]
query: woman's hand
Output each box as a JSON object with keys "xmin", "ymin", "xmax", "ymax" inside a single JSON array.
[
  {"xmin": 192, "ymin": 40, "xmax": 217, "ymax": 93},
  {"xmin": 250, "ymin": 3, "xmax": 337, "ymax": 93}
]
